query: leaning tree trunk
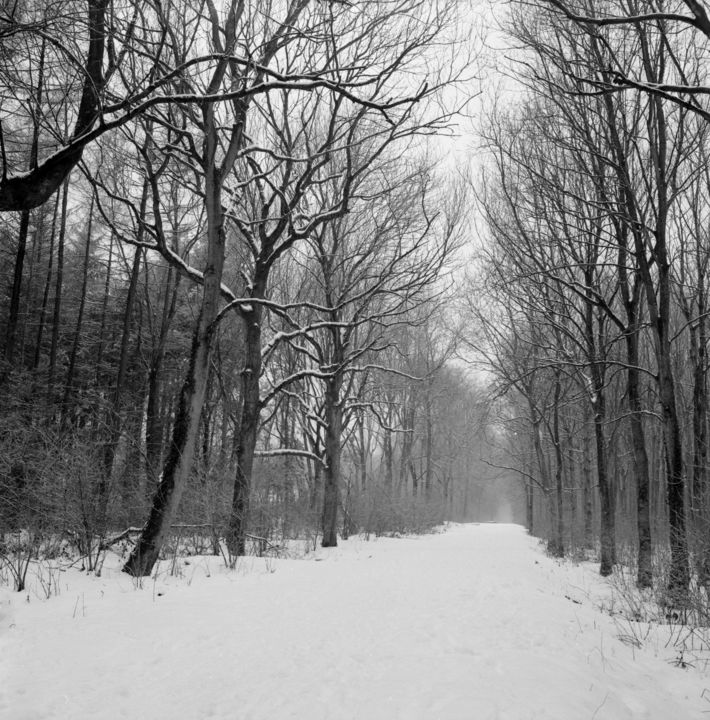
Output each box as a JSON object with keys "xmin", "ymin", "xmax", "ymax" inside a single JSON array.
[
  {"xmin": 122, "ymin": 314, "xmax": 218, "ymax": 576},
  {"xmin": 123, "ymin": 131, "xmax": 227, "ymax": 576}
]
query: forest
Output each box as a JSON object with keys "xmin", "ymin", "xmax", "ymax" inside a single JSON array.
[
  {"xmin": 0, "ymin": 0, "xmax": 506, "ymax": 589},
  {"xmin": 473, "ymin": 0, "xmax": 710, "ymax": 612},
  {"xmin": 2, "ymin": 0, "xmax": 710, "ymax": 620}
]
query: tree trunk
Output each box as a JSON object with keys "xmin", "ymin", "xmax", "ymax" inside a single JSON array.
[
  {"xmin": 280, "ymin": 399, "xmax": 293, "ymax": 541},
  {"xmin": 626, "ymin": 332, "xmax": 653, "ymax": 588},
  {"xmin": 310, "ymin": 459, "xmax": 322, "ymax": 513},
  {"xmin": 46, "ymin": 175, "xmax": 70, "ymax": 402},
  {"xmin": 145, "ymin": 358, "xmax": 165, "ymax": 484},
  {"xmin": 5, "ymin": 40, "xmax": 46, "ymax": 371},
  {"xmin": 409, "ymin": 458, "xmax": 419, "ymax": 498},
  {"xmin": 123, "ymin": 111, "xmax": 227, "ymax": 576},
  {"xmin": 642, "ymin": 20, "xmax": 689, "ymax": 598},
  {"xmin": 400, "ymin": 403, "xmax": 415, "ymax": 492},
  {"xmin": 227, "ymin": 302, "xmax": 263, "ymax": 558},
  {"xmin": 321, "ymin": 377, "xmax": 343, "ymax": 547},
  {"xmin": 383, "ymin": 427, "xmax": 393, "ymax": 493},
  {"xmin": 526, "ymin": 482, "xmax": 534, "ymax": 534},
  {"xmin": 122, "ymin": 313, "xmax": 219, "ymax": 576},
  {"xmin": 357, "ymin": 411, "xmax": 367, "ymax": 493},
  {"xmin": 582, "ymin": 425, "xmax": 593, "ymax": 550},
  {"xmin": 94, "ymin": 232, "xmax": 114, "ymax": 380},
  {"xmin": 145, "ymin": 267, "xmax": 179, "ymax": 485},
  {"xmin": 591, "ymin": 385, "xmax": 615, "ymax": 577},
  {"xmin": 5, "ymin": 210, "xmax": 31, "ymax": 369},
  {"xmin": 691, "ymin": 305, "xmax": 710, "ymax": 589},
  {"xmin": 617, "ymin": 226, "xmax": 653, "ymax": 588},
  {"xmin": 658, "ymin": 346, "xmax": 690, "ymax": 596},
  {"xmin": 101, "ymin": 245, "xmax": 143, "ymax": 492},
  {"xmin": 598, "ymin": 42, "xmax": 688, "ymax": 593},
  {"xmin": 549, "ymin": 374, "xmax": 564, "ymax": 558},
  {"xmin": 32, "ymin": 196, "xmax": 59, "ymax": 372},
  {"xmin": 61, "ymin": 197, "xmax": 94, "ymax": 422},
  {"xmin": 686, "ymin": 321, "xmax": 708, "ymax": 512},
  {"xmin": 424, "ymin": 390, "xmax": 433, "ymax": 501}
]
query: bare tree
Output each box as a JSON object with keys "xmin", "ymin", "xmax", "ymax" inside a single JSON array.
[
  {"xmin": 0, "ymin": 0, "xmax": 438, "ymax": 211},
  {"xmin": 103, "ymin": 0, "xmax": 466, "ymax": 573}
]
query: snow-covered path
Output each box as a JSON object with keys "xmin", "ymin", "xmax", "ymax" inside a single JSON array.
[{"xmin": 1, "ymin": 524, "xmax": 707, "ymax": 719}]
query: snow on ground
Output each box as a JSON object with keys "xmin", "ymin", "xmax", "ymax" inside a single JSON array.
[{"xmin": 1, "ymin": 523, "xmax": 708, "ymax": 720}]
